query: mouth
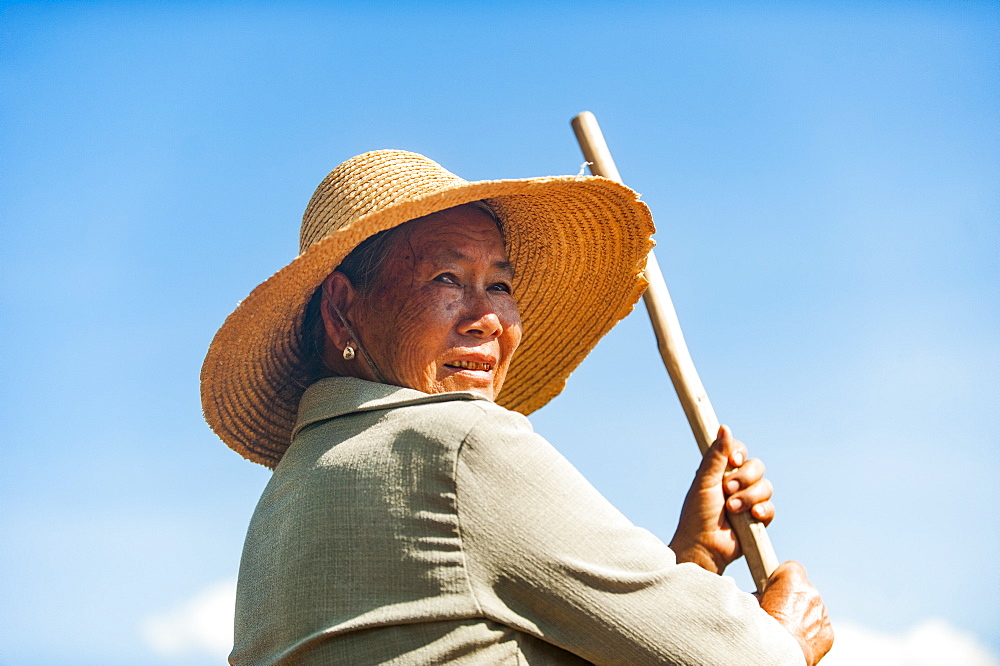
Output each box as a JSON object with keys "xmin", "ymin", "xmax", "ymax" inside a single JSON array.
[{"xmin": 444, "ymin": 360, "xmax": 493, "ymax": 372}]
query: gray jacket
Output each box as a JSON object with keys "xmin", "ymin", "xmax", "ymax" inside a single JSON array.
[{"xmin": 232, "ymin": 377, "xmax": 804, "ymax": 665}]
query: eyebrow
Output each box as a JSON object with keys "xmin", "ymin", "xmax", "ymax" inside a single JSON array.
[{"xmin": 443, "ymin": 249, "xmax": 514, "ymax": 274}]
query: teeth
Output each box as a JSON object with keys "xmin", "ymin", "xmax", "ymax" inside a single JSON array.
[{"xmin": 447, "ymin": 360, "xmax": 492, "ymax": 371}]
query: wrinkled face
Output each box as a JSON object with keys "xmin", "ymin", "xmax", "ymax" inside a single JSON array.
[{"xmin": 350, "ymin": 205, "xmax": 523, "ymax": 400}]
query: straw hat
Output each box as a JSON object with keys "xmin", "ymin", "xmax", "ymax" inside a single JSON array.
[{"xmin": 202, "ymin": 149, "xmax": 655, "ymax": 467}]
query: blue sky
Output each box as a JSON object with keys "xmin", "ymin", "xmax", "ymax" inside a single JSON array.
[{"xmin": 2, "ymin": 1, "xmax": 998, "ymax": 664}]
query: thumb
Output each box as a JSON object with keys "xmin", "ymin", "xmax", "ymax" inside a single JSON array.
[{"xmin": 696, "ymin": 425, "xmax": 736, "ymax": 484}]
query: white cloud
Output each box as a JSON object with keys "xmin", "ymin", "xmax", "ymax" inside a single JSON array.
[
  {"xmin": 140, "ymin": 582, "xmax": 999, "ymax": 666},
  {"xmin": 823, "ymin": 618, "xmax": 999, "ymax": 666},
  {"xmin": 141, "ymin": 578, "xmax": 236, "ymax": 660}
]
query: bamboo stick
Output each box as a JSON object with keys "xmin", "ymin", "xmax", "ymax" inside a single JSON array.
[{"xmin": 571, "ymin": 111, "xmax": 779, "ymax": 592}]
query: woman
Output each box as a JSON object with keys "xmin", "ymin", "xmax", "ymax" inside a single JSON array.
[{"xmin": 203, "ymin": 150, "xmax": 833, "ymax": 665}]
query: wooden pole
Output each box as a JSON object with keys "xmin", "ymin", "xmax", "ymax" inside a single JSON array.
[{"xmin": 571, "ymin": 111, "xmax": 779, "ymax": 592}]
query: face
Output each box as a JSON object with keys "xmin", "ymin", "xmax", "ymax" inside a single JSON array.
[{"xmin": 346, "ymin": 205, "xmax": 523, "ymax": 401}]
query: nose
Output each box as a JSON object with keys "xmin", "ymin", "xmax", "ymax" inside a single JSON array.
[{"xmin": 457, "ymin": 296, "xmax": 503, "ymax": 339}]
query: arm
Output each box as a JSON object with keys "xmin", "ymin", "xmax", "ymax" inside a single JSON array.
[{"xmin": 456, "ymin": 405, "xmax": 806, "ymax": 666}]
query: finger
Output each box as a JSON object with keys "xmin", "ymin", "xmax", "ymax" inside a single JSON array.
[
  {"xmin": 726, "ymin": 479, "xmax": 773, "ymax": 513},
  {"xmin": 750, "ymin": 500, "xmax": 775, "ymax": 526},
  {"xmin": 727, "ymin": 477, "xmax": 773, "ymax": 508},
  {"xmin": 723, "ymin": 457, "xmax": 766, "ymax": 493}
]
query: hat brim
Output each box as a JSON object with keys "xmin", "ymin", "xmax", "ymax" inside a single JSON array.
[{"xmin": 201, "ymin": 174, "xmax": 654, "ymax": 467}]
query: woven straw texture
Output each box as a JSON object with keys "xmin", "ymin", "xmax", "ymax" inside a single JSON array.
[{"xmin": 201, "ymin": 150, "xmax": 655, "ymax": 467}]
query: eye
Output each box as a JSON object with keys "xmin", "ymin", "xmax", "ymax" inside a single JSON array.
[
  {"xmin": 489, "ymin": 281, "xmax": 513, "ymax": 294},
  {"xmin": 434, "ymin": 273, "xmax": 459, "ymax": 285}
]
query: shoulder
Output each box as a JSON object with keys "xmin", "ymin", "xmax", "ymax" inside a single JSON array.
[
  {"xmin": 368, "ymin": 397, "xmax": 564, "ymax": 491},
  {"xmin": 455, "ymin": 400, "xmax": 598, "ymax": 506},
  {"xmin": 379, "ymin": 395, "xmax": 531, "ymax": 448},
  {"xmin": 292, "ymin": 377, "xmax": 516, "ymax": 455}
]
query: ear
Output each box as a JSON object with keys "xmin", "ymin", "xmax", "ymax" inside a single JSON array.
[{"xmin": 319, "ymin": 270, "xmax": 359, "ymax": 351}]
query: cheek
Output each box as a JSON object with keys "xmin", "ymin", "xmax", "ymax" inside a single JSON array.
[
  {"xmin": 493, "ymin": 318, "xmax": 522, "ymax": 396},
  {"xmin": 508, "ymin": 322, "xmax": 523, "ymax": 349},
  {"xmin": 499, "ymin": 305, "xmax": 523, "ymax": 357},
  {"xmin": 502, "ymin": 329, "xmax": 522, "ymax": 367},
  {"xmin": 503, "ymin": 298, "xmax": 522, "ymax": 332},
  {"xmin": 401, "ymin": 291, "xmax": 455, "ymax": 336},
  {"xmin": 368, "ymin": 288, "xmax": 455, "ymax": 367}
]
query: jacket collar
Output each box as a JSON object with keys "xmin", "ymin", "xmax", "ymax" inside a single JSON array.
[{"xmin": 292, "ymin": 377, "xmax": 489, "ymax": 440}]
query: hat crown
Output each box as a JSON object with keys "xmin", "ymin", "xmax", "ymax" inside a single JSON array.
[{"xmin": 299, "ymin": 150, "xmax": 467, "ymax": 253}]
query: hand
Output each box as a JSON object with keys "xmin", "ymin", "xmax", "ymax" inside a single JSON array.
[
  {"xmin": 669, "ymin": 425, "xmax": 774, "ymax": 574},
  {"xmin": 759, "ymin": 561, "xmax": 834, "ymax": 666}
]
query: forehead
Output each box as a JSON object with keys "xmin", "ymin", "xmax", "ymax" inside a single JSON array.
[{"xmin": 398, "ymin": 205, "xmax": 509, "ymax": 264}]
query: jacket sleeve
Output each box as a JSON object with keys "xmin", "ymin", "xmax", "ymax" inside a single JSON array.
[{"xmin": 454, "ymin": 402, "xmax": 806, "ymax": 666}]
